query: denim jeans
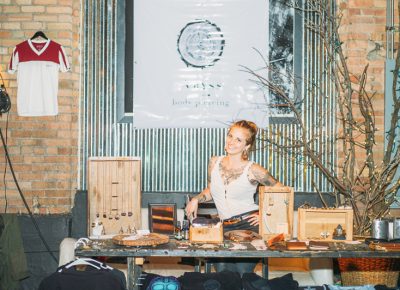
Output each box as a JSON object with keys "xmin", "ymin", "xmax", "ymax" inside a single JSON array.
[{"xmin": 212, "ymin": 219, "xmax": 260, "ymax": 276}]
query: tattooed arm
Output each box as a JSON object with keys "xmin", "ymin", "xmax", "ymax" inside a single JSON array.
[
  {"xmin": 242, "ymin": 164, "xmax": 284, "ymax": 226},
  {"xmin": 185, "ymin": 156, "xmax": 217, "ymax": 217},
  {"xmin": 248, "ymin": 163, "xmax": 284, "ymax": 186}
]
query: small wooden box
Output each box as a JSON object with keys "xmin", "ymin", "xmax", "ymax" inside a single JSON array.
[
  {"xmin": 189, "ymin": 224, "xmax": 223, "ymax": 244},
  {"xmin": 297, "ymin": 208, "xmax": 353, "ymax": 241},
  {"xmin": 259, "ymin": 186, "xmax": 294, "ymax": 241},
  {"xmin": 88, "ymin": 157, "xmax": 141, "ymax": 236}
]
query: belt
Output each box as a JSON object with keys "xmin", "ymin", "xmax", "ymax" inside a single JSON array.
[{"xmin": 223, "ymin": 210, "xmax": 258, "ymax": 226}]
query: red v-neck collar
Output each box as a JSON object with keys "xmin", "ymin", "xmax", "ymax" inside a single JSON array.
[{"xmin": 28, "ymin": 39, "xmax": 51, "ymax": 56}]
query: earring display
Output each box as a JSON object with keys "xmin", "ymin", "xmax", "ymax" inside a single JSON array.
[
  {"xmin": 88, "ymin": 157, "xmax": 142, "ymax": 237},
  {"xmin": 259, "ymin": 186, "xmax": 294, "ymax": 241}
]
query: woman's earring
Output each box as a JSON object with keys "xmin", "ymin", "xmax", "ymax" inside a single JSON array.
[{"xmin": 242, "ymin": 149, "xmax": 248, "ymax": 160}]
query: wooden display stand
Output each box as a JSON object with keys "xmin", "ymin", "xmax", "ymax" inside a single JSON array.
[
  {"xmin": 259, "ymin": 186, "xmax": 294, "ymax": 241},
  {"xmin": 297, "ymin": 208, "xmax": 353, "ymax": 241},
  {"xmin": 88, "ymin": 157, "xmax": 141, "ymax": 236}
]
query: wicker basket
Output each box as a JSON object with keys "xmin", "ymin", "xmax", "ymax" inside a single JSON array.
[{"xmin": 338, "ymin": 258, "xmax": 400, "ymax": 287}]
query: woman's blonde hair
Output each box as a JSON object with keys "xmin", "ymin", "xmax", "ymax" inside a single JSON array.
[{"xmin": 229, "ymin": 120, "xmax": 258, "ymax": 160}]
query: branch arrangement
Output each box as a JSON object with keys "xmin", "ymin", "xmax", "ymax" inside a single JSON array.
[{"xmin": 244, "ymin": 0, "xmax": 400, "ymax": 235}]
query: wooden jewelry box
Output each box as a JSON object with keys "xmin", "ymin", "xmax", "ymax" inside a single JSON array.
[
  {"xmin": 297, "ymin": 208, "xmax": 353, "ymax": 241},
  {"xmin": 189, "ymin": 223, "xmax": 223, "ymax": 244}
]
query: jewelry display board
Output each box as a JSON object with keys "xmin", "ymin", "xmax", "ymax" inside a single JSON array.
[
  {"xmin": 88, "ymin": 157, "xmax": 141, "ymax": 236},
  {"xmin": 259, "ymin": 186, "xmax": 294, "ymax": 241}
]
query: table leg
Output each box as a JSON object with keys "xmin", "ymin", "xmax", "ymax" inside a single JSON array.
[
  {"xmin": 194, "ymin": 258, "xmax": 201, "ymax": 272},
  {"xmin": 127, "ymin": 257, "xmax": 142, "ymax": 290},
  {"xmin": 262, "ymin": 258, "xmax": 268, "ymax": 280}
]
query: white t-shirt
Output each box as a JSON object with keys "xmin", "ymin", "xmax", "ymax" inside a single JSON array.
[
  {"xmin": 8, "ymin": 39, "xmax": 70, "ymax": 116},
  {"xmin": 210, "ymin": 156, "xmax": 259, "ymax": 220}
]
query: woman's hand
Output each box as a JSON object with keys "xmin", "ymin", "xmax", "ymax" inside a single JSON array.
[
  {"xmin": 185, "ymin": 198, "xmax": 199, "ymax": 219},
  {"xmin": 244, "ymin": 212, "xmax": 260, "ymax": 226}
]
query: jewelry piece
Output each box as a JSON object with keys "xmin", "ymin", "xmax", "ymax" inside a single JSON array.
[
  {"xmin": 121, "ymin": 172, "xmax": 126, "ymax": 216},
  {"xmin": 102, "ymin": 165, "xmax": 107, "ymax": 218},
  {"xmin": 242, "ymin": 149, "xmax": 248, "ymax": 160}
]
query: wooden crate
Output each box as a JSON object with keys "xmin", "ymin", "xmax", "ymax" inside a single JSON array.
[
  {"xmin": 88, "ymin": 157, "xmax": 141, "ymax": 236},
  {"xmin": 297, "ymin": 208, "xmax": 353, "ymax": 241},
  {"xmin": 189, "ymin": 224, "xmax": 223, "ymax": 244},
  {"xmin": 259, "ymin": 186, "xmax": 294, "ymax": 241}
]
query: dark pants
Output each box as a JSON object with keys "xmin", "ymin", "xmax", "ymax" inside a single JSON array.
[{"xmin": 213, "ymin": 219, "xmax": 260, "ymax": 276}]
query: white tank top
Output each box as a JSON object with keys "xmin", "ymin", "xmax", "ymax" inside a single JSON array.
[{"xmin": 210, "ymin": 156, "xmax": 259, "ymax": 220}]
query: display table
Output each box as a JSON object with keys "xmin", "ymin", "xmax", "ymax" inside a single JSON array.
[{"xmin": 75, "ymin": 239, "xmax": 400, "ymax": 290}]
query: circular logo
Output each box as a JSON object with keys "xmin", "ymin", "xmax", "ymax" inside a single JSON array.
[{"xmin": 177, "ymin": 20, "xmax": 225, "ymax": 68}]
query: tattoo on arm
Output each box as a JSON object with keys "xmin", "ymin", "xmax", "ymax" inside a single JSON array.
[
  {"xmin": 195, "ymin": 157, "xmax": 216, "ymax": 204},
  {"xmin": 207, "ymin": 156, "xmax": 217, "ymax": 184},
  {"xmin": 194, "ymin": 189, "xmax": 211, "ymax": 203},
  {"xmin": 252, "ymin": 165, "xmax": 279, "ymax": 186},
  {"xmin": 196, "ymin": 194, "xmax": 207, "ymax": 203}
]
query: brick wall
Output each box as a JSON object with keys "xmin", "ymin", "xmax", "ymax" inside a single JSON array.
[
  {"xmin": 0, "ymin": 0, "xmax": 80, "ymax": 214},
  {"xmin": 0, "ymin": 0, "xmax": 394, "ymax": 214},
  {"xmin": 338, "ymin": 0, "xmax": 392, "ymax": 164}
]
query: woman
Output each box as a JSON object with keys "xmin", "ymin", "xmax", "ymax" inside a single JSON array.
[{"xmin": 185, "ymin": 120, "xmax": 284, "ymax": 275}]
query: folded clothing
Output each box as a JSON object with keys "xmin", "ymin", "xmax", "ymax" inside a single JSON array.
[
  {"xmin": 139, "ymin": 273, "xmax": 181, "ymax": 290},
  {"xmin": 242, "ymin": 273, "xmax": 299, "ymax": 290},
  {"xmin": 179, "ymin": 270, "xmax": 242, "ymax": 290}
]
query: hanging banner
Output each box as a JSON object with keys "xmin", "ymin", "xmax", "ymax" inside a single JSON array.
[{"xmin": 133, "ymin": 0, "xmax": 269, "ymax": 128}]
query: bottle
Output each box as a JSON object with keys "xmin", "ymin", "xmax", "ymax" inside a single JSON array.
[
  {"xmin": 175, "ymin": 221, "xmax": 182, "ymax": 240},
  {"xmin": 182, "ymin": 220, "xmax": 189, "ymax": 240}
]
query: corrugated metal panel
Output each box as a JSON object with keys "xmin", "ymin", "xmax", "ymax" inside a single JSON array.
[{"xmin": 80, "ymin": 0, "xmax": 336, "ymax": 193}]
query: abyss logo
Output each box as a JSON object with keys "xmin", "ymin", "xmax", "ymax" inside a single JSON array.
[{"xmin": 177, "ymin": 20, "xmax": 225, "ymax": 68}]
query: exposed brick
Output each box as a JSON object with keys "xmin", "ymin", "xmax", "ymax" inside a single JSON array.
[
  {"xmin": 15, "ymin": 0, "xmax": 32, "ymax": 4},
  {"xmin": 33, "ymin": 0, "xmax": 57, "ymax": 4},
  {"xmin": 47, "ymin": 22, "xmax": 72, "ymax": 30},
  {"xmin": 58, "ymin": 14, "xmax": 72, "ymax": 22},
  {"xmin": 33, "ymin": 14, "xmax": 58, "ymax": 22},
  {"xmin": 349, "ymin": 0, "xmax": 375, "ymax": 6},
  {"xmin": 21, "ymin": 5, "xmax": 45, "ymax": 13},
  {"xmin": 46, "ymin": 6, "xmax": 72, "ymax": 14},
  {"xmin": 2, "ymin": 22, "xmax": 21, "ymax": 30},
  {"xmin": 21, "ymin": 22, "xmax": 44, "ymax": 30},
  {"xmin": 2, "ymin": 6, "xmax": 20, "ymax": 12}
]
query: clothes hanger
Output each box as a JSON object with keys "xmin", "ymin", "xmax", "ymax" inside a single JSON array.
[
  {"xmin": 31, "ymin": 31, "xmax": 48, "ymax": 40},
  {"xmin": 79, "ymin": 257, "xmax": 114, "ymax": 270},
  {"xmin": 61, "ymin": 257, "xmax": 114, "ymax": 271},
  {"xmin": 63, "ymin": 258, "xmax": 102, "ymax": 272}
]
